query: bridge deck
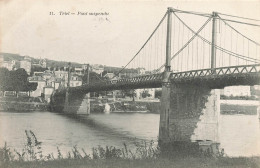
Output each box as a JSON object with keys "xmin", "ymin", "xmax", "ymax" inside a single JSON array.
[{"xmin": 68, "ymin": 64, "xmax": 260, "ymax": 93}]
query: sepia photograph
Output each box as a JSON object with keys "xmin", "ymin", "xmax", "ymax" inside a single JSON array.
[{"xmin": 0, "ymin": 0, "xmax": 260, "ymax": 167}]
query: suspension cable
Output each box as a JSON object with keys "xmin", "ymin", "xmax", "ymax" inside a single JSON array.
[
  {"xmin": 113, "ymin": 11, "xmax": 168, "ymax": 77},
  {"xmin": 174, "ymin": 13, "xmax": 260, "ymax": 63},
  {"xmin": 217, "ymin": 18, "xmax": 260, "ymax": 27},
  {"xmin": 156, "ymin": 15, "xmax": 212, "ymax": 72},
  {"xmin": 218, "ymin": 14, "xmax": 260, "ymax": 45},
  {"xmin": 217, "ymin": 12, "xmax": 260, "ymax": 22},
  {"xmin": 171, "ymin": 8, "xmax": 212, "ymax": 18},
  {"xmin": 171, "ymin": 8, "xmax": 260, "ymax": 26}
]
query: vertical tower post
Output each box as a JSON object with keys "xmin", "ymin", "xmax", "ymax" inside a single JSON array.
[
  {"xmin": 86, "ymin": 64, "xmax": 90, "ymax": 85},
  {"xmin": 159, "ymin": 7, "xmax": 173, "ymax": 145},
  {"xmin": 85, "ymin": 64, "xmax": 90, "ymax": 114},
  {"xmin": 67, "ymin": 62, "xmax": 71, "ymax": 87},
  {"xmin": 64, "ymin": 62, "xmax": 71, "ymax": 113},
  {"xmin": 165, "ymin": 7, "xmax": 172, "ymax": 72},
  {"xmin": 211, "ymin": 12, "xmax": 217, "ymax": 69}
]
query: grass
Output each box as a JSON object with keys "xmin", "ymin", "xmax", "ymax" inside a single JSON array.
[
  {"xmin": 0, "ymin": 130, "xmax": 259, "ymax": 168},
  {"xmin": 2, "ymin": 156, "xmax": 260, "ymax": 168}
]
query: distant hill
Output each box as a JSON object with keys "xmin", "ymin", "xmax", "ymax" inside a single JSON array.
[
  {"xmin": 0, "ymin": 52, "xmax": 134, "ymax": 73},
  {"xmin": 0, "ymin": 52, "xmax": 82, "ymax": 68},
  {"xmin": 0, "ymin": 53, "xmax": 25, "ymax": 61}
]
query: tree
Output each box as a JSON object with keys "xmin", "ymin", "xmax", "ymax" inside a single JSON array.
[
  {"xmin": 26, "ymin": 82, "xmax": 38, "ymax": 97},
  {"xmin": 155, "ymin": 89, "xmax": 162, "ymax": 99},
  {"xmin": 0, "ymin": 68, "xmax": 10, "ymax": 91},
  {"xmin": 141, "ymin": 90, "xmax": 151, "ymax": 98},
  {"xmin": 0, "ymin": 68, "xmax": 38, "ymax": 96},
  {"xmin": 122, "ymin": 89, "xmax": 136, "ymax": 101}
]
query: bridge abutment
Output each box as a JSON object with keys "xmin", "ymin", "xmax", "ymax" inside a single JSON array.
[
  {"xmin": 76, "ymin": 93, "xmax": 90, "ymax": 114},
  {"xmin": 159, "ymin": 83, "xmax": 220, "ymax": 155},
  {"xmin": 64, "ymin": 91, "xmax": 90, "ymax": 115}
]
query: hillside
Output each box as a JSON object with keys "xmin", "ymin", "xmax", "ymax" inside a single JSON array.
[
  {"xmin": 0, "ymin": 52, "xmax": 82, "ymax": 68},
  {"xmin": 0, "ymin": 52, "xmax": 134, "ymax": 72}
]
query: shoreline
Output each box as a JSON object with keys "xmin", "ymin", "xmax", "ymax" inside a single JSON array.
[{"xmin": 220, "ymin": 99, "xmax": 259, "ymax": 106}]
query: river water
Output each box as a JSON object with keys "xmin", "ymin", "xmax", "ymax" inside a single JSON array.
[{"xmin": 0, "ymin": 111, "xmax": 259, "ymax": 157}]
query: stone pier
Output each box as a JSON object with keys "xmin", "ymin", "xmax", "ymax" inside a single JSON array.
[
  {"xmin": 64, "ymin": 91, "xmax": 90, "ymax": 115},
  {"xmin": 159, "ymin": 83, "xmax": 220, "ymax": 154}
]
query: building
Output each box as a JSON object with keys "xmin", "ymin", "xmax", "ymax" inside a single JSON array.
[
  {"xmin": 32, "ymin": 58, "xmax": 47, "ymax": 68},
  {"xmin": 69, "ymin": 75, "xmax": 82, "ymax": 87},
  {"xmin": 0, "ymin": 55, "xmax": 16, "ymax": 71},
  {"xmin": 28, "ymin": 76, "xmax": 46, "ymax": 97},
  {"xmin": 136, "ymin": 67, "xmax": 146, "ymax": 75},
  {"xmin": 43, "ymin": 86, "xmax": 54, "ymax": 102},
  {"xmin": 20, "ymin": 56, "xmax": 31, "ymax": 75},
  {"xmin": 251, "ymin": 85, "xmax": 260, "ymax": 97},
  {"xmin": 53, "ymin": 78, "xmax": 62, "ymax": 90},
  {"xmin": 135, "ymin": 88, "xmax": 155, "ymax": 99},
  {"xmin": 54, "ymin": 70, "xmax": 69, "ymax": 81},
  {"xmin": 223, "ymin": 86, "xmax": 251, "ymax": 96},
  {"xmin": 74, "ymin": 67, "xmax": 83, "ymax": 75},
  {"xmin": 103, "ymin": 72, "xmax": 115, "ymax": 80},
  {"xmin": 91, "ymin": 64, "xmax": 104, "ymax": 75}
]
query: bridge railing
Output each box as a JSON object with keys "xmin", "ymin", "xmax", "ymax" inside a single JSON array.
[
  {"xmin": 170, "ymin": 64, "xmax": 260, "ymax": 80},
  {"xmin": 76, "ymin": 73, "xmax": 164, "ymax": 91},
  {"xmin": 70, "ymin": 64, "xmax": 259, "ymax": 93}
]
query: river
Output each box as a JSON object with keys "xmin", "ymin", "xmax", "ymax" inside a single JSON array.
[{"xmin": 0, "ymin": 111, "xmax": 259, "ymax": 157}]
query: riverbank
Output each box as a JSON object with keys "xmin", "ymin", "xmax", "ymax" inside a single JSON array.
[
  {"xmin": 107, "ymin": 99, "xmax": 259, "ymax": 114},
  {"xmin": 2, "ymin": 157, "xmax": 260, "ymax": 168},
  {"xmin": 220, "ymin": 99, "xmax": 259, "ymax": 106},
  {"xmin": 1, "ymin": 130, "xmax": 259, "ymax": 168},
  {"xmin": 0, "ymin": 97, "xmax": 48, "ymax": 112}
]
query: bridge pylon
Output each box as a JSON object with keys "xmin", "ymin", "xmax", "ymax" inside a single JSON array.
[
  {"xmin": 158, "ymin": 8, "xmax": 221, "ymax": 155},
  {"xmin": 159, "ymin": 7, "xmax": 173, "ymax": 144}
]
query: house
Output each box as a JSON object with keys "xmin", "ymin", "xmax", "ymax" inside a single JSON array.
[
  {"xmin": 223, "ymin": 86, "xmax": 251, "ymax": 96},
  {"xmin": 74, "ymin": 67, "xmax": 83, "ymax": 75},
  {"xmin": 69, "ymin": 75, "xmax": 82, "ymax": 87},
  {"xmin": 43, "ymin": 86, "xmax": 54, "ymax": 102},
  {"xmin": 135, "ymin": 88, "xmax": 155, "ymax": 99},
  {"xmin": 32, "ymin": 58, "xmax": 47, "ymax": 68},
  {"xmin": 54, "ymin": 70, "xmax": 68, "ymax": 80},
  {"xmin": 0, "ymin": 55, "xmax": 16, "ymax": 71},
  {"xmin": 28, "ymin": 76, "xmax": 46, "ymax": 97},
  {"xmin": 20, "ymin": 56, "xmax": 31, "ymax": 75},
  {"xmin": 91, "ymin": 64, "xmax": 104, "ymax": 75},
  {"xmin": 103, "ymin": 72, "xmax": 115, "ymax": 80},
  {"xmin": 136, "ymin": 67, "xmax": 146, "ymax": 75}
]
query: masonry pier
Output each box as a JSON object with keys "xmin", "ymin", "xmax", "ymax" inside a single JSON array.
[
  {"xmin": 64, "ymin": 92, "xmax": 90, "ymax": 114},
  {"xmin": 159, "ymin": 83, "xmax": 220, "ymax": 154}
]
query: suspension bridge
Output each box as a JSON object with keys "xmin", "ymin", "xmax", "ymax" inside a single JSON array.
[
  {"xmin": 55, "ymin": 7, "xmax": 259, "ymax": 94},
  {"xmin": 50, "ymin": 7, "xmax": 260, "ymax": 151}
]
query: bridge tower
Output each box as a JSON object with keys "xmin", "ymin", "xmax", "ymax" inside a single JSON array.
[
  {"xmin": 158, "ymin": 9, "xmax": 220, "ymax": 155},
  {"xmin": 159, "ymin": 7, "xmax": 173, "ymax": 144}
]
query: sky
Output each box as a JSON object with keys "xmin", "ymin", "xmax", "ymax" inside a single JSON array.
[{"xmin": 0, "ymin": 0, "xmax": 260, "ymax": 67}]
